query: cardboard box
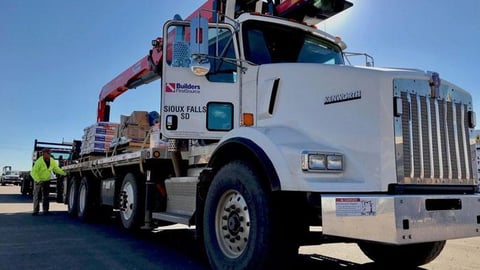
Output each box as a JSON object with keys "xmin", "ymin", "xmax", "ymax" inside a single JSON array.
[
  {"xmin": 127, "ymin": 111, "xmax": 150, "ymax": 127},
  {"xmin": 123, "ymin": 125, "xmax": 149, "ymax": 142}
]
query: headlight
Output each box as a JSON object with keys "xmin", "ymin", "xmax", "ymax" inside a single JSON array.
[
  {"xmin": 302, "ymin": 151, "xmax": 344, "ymax": 172},
  {"xmin": 308, "ymin": 154, "xmax": 326, "ymax": 170}
]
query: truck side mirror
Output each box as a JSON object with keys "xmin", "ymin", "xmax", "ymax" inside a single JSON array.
[{"xmin": 190, "ymin": 16, "xmax": 210, "ymax": 76}]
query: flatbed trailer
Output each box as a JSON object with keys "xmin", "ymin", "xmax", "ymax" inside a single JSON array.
[{"xmin": 64, "ymin": 147, "xmax": 171, "ymax": 173}]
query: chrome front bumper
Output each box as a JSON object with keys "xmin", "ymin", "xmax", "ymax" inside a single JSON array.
[
  {"xmin": 321, "ymin": 194, "xmax": 480, "ymax": 244},
  {"xmin": 2, "ymin": 178, "xmax": 21, "ymax": 184}
]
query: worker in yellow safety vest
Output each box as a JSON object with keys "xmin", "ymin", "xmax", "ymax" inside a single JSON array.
[{"xmin": 30, "ymin": 149, "xmax": 66, "ymax": 216}]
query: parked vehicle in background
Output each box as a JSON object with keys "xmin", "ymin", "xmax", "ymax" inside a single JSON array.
[{"xmin": 1, "ymin": 166, "xmax": 22, "ymax": 186}]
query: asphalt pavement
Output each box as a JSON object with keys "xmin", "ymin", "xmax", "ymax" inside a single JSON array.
[
  {"xmin": 0, "ymin": 185, "xmax": 479, "ymax": 270},
  {"xmin": 0, "ymin": 185, "xmax": 208, "ymax": 270}
]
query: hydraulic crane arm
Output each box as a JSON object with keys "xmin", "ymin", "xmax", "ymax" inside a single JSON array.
[
  {"xmin": 97, "ymin": 38, "xmax": 163, "ymax": 122},
  {"xmin": 97, "ymin": 0, "xmax": 216, "ymax": 122},
  {"xmin": 96, "ymin": 0, "xmax": 352, "ymax": 122}
]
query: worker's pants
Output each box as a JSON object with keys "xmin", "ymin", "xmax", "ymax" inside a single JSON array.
[{"xmin": 33, "ymin": 181, "xmax": 50, "ymax": 213}]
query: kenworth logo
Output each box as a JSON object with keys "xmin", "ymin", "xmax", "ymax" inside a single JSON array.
[
  {"xmin": 166, "ymin": 83, "xmax": 201, "ymax": 94},
  {"xmin": 324, "ymin": 90, "xmax": 362, "ymax": 105}
]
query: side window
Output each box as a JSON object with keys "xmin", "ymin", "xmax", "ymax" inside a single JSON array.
[
  {"xmin": 245, "ymin": 29, "xmax": 271, "ymax": 65},
  {"xmin": 206, "ymin": 28, "xmax": 237, "ymax": 83},
  {"xmin": 207, "ymin": 102, "xmax": 233, "ymax": 131},
  {"xmin": 165, "ymin": 23, "xmax": 237, "ymax": 83}
]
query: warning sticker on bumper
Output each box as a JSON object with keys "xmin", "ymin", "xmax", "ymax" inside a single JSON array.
[{"xmin": 335, "ymin": 198, "xmax": 377, "ymax": 216}]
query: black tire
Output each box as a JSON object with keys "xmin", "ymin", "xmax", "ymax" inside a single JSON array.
[
  {"xmin": 119, "ymin": 173, "xmax": 144, "ymax": 230},
  {"xmin": 67, "ymin": 176, "xmax": 79, "ymax": 216},
  {"xmin": 358, "ymin": 240, "xmax": 446, "ymax": 267},
  {"xmin": 56, "ymin": 177, "xmax": 64, "ymax": 203},
  {"xmin": 22, "ymin": 175, "xmax": 33, "ymax": 196},
  {"xmin": 62, "ymin": 177, "xmax": 68, "ymax": 203},
  {"xmin": 22, "ymin": 177, "xmax": 33, "ymax": 196},
  {"xmin": 203, "ymin": 160, "xmax": 297, "ymax": 269},
  {"xmin": 77, "ymin": 176, "xmax": 98, "ymax": 221},
  {"xmin": 20, "ymin": 180, "xmax": 27, "ymax": 195}
]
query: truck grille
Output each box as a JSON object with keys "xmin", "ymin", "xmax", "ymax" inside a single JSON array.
[{"xmin": 394, "ymin": 79, "xmax": 476, "ymax": 185}]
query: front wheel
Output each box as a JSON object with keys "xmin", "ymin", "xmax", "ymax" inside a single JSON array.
[
  {"xmin": 358, "ymin": 240, "xmax": 446, "ymax": 267},
  {"xmin": 203, "ymin": 161, "xmax": 297, "ymax": 269}
]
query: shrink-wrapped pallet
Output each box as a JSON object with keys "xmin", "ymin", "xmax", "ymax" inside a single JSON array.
[{"xmin": 80, "ymin": 122, "xmax": 120, "ymax": 155}]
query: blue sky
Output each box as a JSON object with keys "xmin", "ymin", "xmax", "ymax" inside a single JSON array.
[{"xmin": 1, "ymin": 0, "xmax": 479, "ymax": 170}]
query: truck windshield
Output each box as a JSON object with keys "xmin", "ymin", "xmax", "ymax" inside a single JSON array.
[
  {"xmin": 51, "ymin": 152, "xmax": 71, "ymax": 160},
  {"xmin": 242, "ymin": 20, "xmax": 344, "ymax": 65}
]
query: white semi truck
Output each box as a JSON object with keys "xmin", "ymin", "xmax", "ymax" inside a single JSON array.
[{"xmin": 61, "ymin": 1, "xmax": 479, "ymax": 269}]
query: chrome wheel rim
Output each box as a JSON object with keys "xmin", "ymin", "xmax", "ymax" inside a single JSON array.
[
  {"xmin": 215, "ymin": 189, "xmax": 250, "ymax": 259},
  {"xmin": 121, "ymin": 182, "xmax": 134, "ymax": 220}
]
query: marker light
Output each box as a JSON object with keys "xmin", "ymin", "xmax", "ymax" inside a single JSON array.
[
  {"xmin": 242, "ymin": 113, "xmax": 254, "ymax": 126},
  {"xmin": 468, "ymin": 111, "xmax": 476, "ymax": 129}
]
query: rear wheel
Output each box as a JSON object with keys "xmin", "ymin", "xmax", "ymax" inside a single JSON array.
[
  {"xmin": 56, "ymin": 177, "xmax": 64, "ymax": 203},
  {"xmin": 20, "ymin": 179, "xmax": 27, "ymax": 195},
  {"xmin": 67, "ymin": 177, "xmax": 79, "ymax": 216},
  {"xmin": 358, "ymin": 240, "xmax": 446, "ymax": 267},
  {"xmin": 62, "ymin": 177, "xmax": 68, "ymax": 203},
  {"xmin": 203, "ymin": 161, "xmax": 298, "ymax": 269},
  {"xmin": 119, "ymin": 173, "xmax": 144, "ymax": 230},
  {"xmin": 21, "ymin": 177, "xmax": 33, "ymax": 196},
  {"xmin": 78, "ymin": 176, "xmax": 98, "ymax": 221}
]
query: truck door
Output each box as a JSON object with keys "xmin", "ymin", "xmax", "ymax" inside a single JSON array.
[{"xmin": 161, "ymin": 20, "xmax": 240, "ymax": 140}]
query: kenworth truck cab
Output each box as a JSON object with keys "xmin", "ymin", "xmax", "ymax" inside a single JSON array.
[{"xmin": 61, "ymin": 1, "xmax": 479, "ymax": 269}]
